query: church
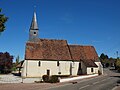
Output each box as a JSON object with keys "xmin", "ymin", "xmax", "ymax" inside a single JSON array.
[{"xmin": 21, "ymin": 11, "xmax": 103, "ymax": 77}]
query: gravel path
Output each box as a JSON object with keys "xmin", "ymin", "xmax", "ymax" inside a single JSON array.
[{"xmin": 0, "ymin": 74, "xmax": 41, "ymax": 83}]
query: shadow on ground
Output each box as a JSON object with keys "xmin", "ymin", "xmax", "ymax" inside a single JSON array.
[
  {"xmin": 110, "ymin": 76, "xmax": 120, "ymax": 85},
  {"xmin": 12, "ymin": 73, "xmax": 21, "ymax": 76}
]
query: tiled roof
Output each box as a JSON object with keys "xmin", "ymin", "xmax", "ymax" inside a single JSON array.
[
  {"xmin": 83, "ymin": 46, "xmax": 99, "ymax": 62},
  {"xmin": 83, "ymin": 59, "xmax": 98, "ymax": 67},
  {"xmin": 25, "ymin": 39, "xmax": 98, "ymax": 67},
  {"xmin": 69, "ymin": 45, "xmax": 98, "ymax": 61},
  {"xmin": 69, "ymin": 45, "xmax": 98, "ymax": 67},
  {"xmin": 25, "ymin": 39, "xmax": 72, "ymax": 60},
  {"xmin": 68, "ymin": 45, "xmax": 85, "ymax": 60}
]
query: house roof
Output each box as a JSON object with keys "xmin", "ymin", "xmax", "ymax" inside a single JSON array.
[{"xmin": 25, "ymin": 39, "xmax": 72, "ymax": 60}]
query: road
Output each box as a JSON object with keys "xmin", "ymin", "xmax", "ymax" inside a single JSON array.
[{"xmin": 48, "ymin": 68, "xmax": 120, "ymax": 90}]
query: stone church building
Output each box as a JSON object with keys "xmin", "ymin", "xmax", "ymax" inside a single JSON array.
[{"xmin": 21, "ymin": 11, "xmax": 103, "ymax": 77}]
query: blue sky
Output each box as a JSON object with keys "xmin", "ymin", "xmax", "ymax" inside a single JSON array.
[{"xmin": 0, "ymin": 0, "xmax": 120, "ymax": 61}]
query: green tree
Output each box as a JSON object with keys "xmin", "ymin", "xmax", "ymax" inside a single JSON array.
[
  {"xmin": 100, "ymin": 53, "xmax": 109, "ymax": 67},
  {"xmin": 116, "ymin": 59, "xmax": 120, "ymax": 72},
  {"xmin": 116, "ymin": 59, "xmax": 120, "ymax": 67},
  {"xmin": 0, "ymin": 8, "xmax": 8, "ymax": 33},
  {"xmin": 100, "ymin": 53, "xmax": 109, "ymax": 60},
  {"xmin": 16, "ymin": 55, "xmax": 20, "ymax": 65}
]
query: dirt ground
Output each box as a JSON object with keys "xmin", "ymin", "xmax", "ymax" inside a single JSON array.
[
  {"xmin": 0, "ymin": 83, "xmax": 57, "ymax": 90},
  {"xmin": 0, "ymin": 82, "xmax": 69, "ymax": 90}
]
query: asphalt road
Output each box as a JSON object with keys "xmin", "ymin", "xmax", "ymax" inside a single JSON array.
[{"xmin": 48, "ymin": 68, "xmax": 120, "ymax": 90}]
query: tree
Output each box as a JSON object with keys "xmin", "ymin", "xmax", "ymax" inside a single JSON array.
[
  {"xmin": 0, "ymin": 8, "xmax": 8, "ymax": 33},
  {"xmin": 100, "ymin": 53, "xmax": 109, "ymax": 67},
  {"xmin": 100, "ymin": 53, "xmax": 109, "ymax": 60},
  {"xmin": 0, "ymin": 52, "xmax": 13, "ymax": 74},
  {"xmin": 11, "ymin": 55, "xmax": 20, "ymax": 72},
  {"xmin": 16, "ymin": 55, "xmax": 20, "ymax": 65},
  {"xmin": 116, "ymin": 59, "xmax": 120, "ymax": 72}
]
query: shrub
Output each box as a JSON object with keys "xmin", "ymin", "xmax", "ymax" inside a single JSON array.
[
  {"xmin": 117, "ymin": 68, "xmax": 120, "ymax": 73},
  {"xmin": 49, "ymin": 75, "xmax": 59, "ymax": 83},
  {"xmin": 42, "ymin": 75, "xmax": 49, "ymax": 82}
]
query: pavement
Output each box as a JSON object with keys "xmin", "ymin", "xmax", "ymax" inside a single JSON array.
[
  {"xmin": 0, "ymin": 69, "xmax": 120, "ymax": 90},
  {"xmin": 49, "ymin": 69, "xmax": 120, "ymax": 90}
]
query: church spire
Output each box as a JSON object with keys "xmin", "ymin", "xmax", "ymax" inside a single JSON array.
[
  {"xmin": 30, "ymin": 11, "xmax": 38, "ymax": 30},
  {"xmin": 29, "ymin": 9, "xmax": 39, "ymax": 41}
]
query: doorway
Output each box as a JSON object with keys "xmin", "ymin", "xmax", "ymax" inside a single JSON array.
[
  {"xmin": 77, "ymin": 62, "xmax": 82, "ymax": 75},
  {"xmin": 47, "ymin": 69, "xmax": 50, "ymax": 76}
]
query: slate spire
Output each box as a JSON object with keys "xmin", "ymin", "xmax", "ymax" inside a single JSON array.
[
  {"xmin": 29, "ymin": 10, "xmax": 39, "ymax": 41},
  {"xmin": 30, "ymin": 11, "xmax": 38, "ymax": 30}
]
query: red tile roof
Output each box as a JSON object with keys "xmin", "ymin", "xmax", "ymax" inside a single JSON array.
[
  {"xmin": 25, "ymin": 39, "xmax": 72, "ymax": 60},
  {"xmin": 68, "ymin": 45, "xmax": 85, "ymax": 60},
  {"xmin": 83, "ymin": 59, "xmax": 98, "ymax": 67},
  {"xmin": 69, "ymin": 45, "xmax": 98, "ymax": 67},
  {"xmin": 25, "ymin": 39, "xmax": 98, "ymax": 67},
  {"xmin": 83, "ymin": 46, "xmax": 99, "ymax": 62},
  {"xmin": 69, "ymin": 45, "xmax": 98, "ymax": 61}
]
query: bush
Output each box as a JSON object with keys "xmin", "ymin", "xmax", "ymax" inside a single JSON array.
[
  {"xmin": 42, "ymin": 75, "xmax": 49, "ymax": 82},
  {"xmin": 117, "ymin": 67, "xmax": 120, "ymax": 73},
  {"xmin": 49, "ymin": 75, "xmax": 59, "ymax": 83}
]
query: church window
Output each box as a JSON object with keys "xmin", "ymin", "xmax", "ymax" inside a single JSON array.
[
  {"xmin": 91, "ymin": 68, "xmax": 93, "ymax": 72},
  {"xmin": 57, "ymin": 61, "xmax": 60, "ymax": 66},
  {"xmin": 38, "ymin": 61, "xmax": 41, "ymax": 67}
]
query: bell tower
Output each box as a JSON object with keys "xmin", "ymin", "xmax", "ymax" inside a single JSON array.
[{"xmin": 29, "ymin": 11, "xmax": 39, "ymax": 41}]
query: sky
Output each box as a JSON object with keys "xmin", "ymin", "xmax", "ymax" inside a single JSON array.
[{"xmin": 0, "ymin": 0, "xmax": 120, "ymax": 61}]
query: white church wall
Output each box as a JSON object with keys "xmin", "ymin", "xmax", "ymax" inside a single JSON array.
[
  {"xmin": 22, "ymin": 60, "xmax": 81, "ymax": 77},
  {"xmin": 22, "ymin": 60, "xmax": 98, "ymax": 77},
  {"xmin": 95, "ymin": 62, "xmax": 103, "ymax": 75},
  {"xmin": 87, "ymin": 67, "xmax": 98, "ymax": 74},
  {"xmin": 71, "ymin": 61, "xmax": 79, "ymax": 75}
]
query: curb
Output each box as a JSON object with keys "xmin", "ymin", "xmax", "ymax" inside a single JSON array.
[{"xmin": 60, "ymin": 74, "xmax": 98, "ymax": 83}]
